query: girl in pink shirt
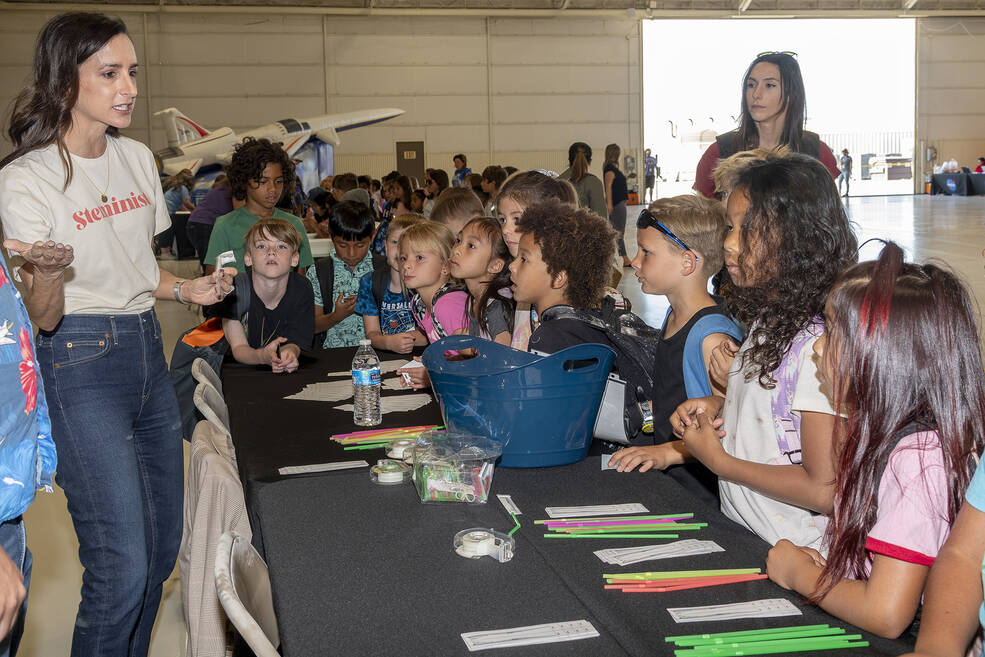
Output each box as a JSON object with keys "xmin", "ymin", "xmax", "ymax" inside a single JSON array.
[
  {"xmin": 399, "ymin": 221, "xmax": 468, "ymax": 343},
  {"xmin": 765, "ymin": 242, "xmax": 985, "ymax": 639}
]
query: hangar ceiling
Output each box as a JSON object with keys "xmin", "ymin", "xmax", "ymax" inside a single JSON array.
[{"xmin": 2, "ymin": 0, "xmax": 985, "ymax": 13}]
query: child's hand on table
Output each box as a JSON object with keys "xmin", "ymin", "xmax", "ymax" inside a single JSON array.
[
  {"xmin": 396, "ymin": 358, "xmax": 430, "ymax": 389},
  {"xmin": 384, "ymin": 332, "xmax": 418, "ymax": 354},
  {"xmin": 608, "ymin": 443, "xmax": 680, "ymax": 473},
  {"xmin": 271, "ymin": 342, "xmax": 300, "ymax": 374},
  {"xmin": 671, "ymin": 396, "xmax": 725, "ymax": 439},
  {"xmin": 765, "ymin": 538, "xmax": 824, "ymax": 591}
]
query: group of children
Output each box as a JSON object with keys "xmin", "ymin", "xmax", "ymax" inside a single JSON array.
[{"xmin": 197, "ymin": 134, "xmax": 985, "ymax": 653}]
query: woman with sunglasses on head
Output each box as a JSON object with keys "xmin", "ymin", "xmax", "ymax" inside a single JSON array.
[
  {"xmin": 694, "ymin": 52, "xmax": 840, "ymax": 200},
  {"xmin": 0, "ymin": 13, "xmax": 233, "ymax": 657}
]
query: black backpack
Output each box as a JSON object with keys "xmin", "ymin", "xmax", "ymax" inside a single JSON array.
[
  {"xmin": 313, "ymin": 252, "xmax": 389, "ymax": 346},
  {"xmin": 542, "ymin": 297, "xmax": 660, "ymax": 446}
]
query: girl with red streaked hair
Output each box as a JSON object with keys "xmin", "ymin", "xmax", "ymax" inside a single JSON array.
[{"xmin": 766, "ymin": 241, "xmax": 985, "ymax": 639}]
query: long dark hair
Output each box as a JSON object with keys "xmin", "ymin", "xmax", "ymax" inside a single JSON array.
[
  {"xmin": 727, "ymin": 152, "xmax": 857, "ymax": 386},
  {"xmin": 736, "ymin": 52, "xmax": 807, "ymax": 152},
  {"xmin": 460, "ymin": 217, "xmax": 515, "ymax": 336},
  {"xmin": 810, "ymin": 242, "xmax": 985, "ymax": 602},
  {"xmin": 1, "ymin": 12, "xmax": 129, "ymax": 187},
  {"xmin": 567, "ymin": 142, "xmax": 592, "ymax": 183}
]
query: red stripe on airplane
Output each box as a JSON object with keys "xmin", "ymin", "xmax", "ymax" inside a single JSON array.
[{"xmin": 178, "ymin": 117, "xmax": 209, "ymax": 137}]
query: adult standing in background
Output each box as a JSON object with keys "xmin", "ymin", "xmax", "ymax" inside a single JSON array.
[
  {"xmin": 693, "ymin": 51, "xmax": 839, "ymax": 199},
  {"xmin": 643, "ymin": 148, "xmax": 658, "ymax": 203},
  {"xmin": 451, "ymin": 154, "xmax": 471, "ymax": 188},
  {"xmin": 0, "ymin": 13, "xmax": 233, "ymax": 657},
  {"xmin": 837, "ymin": 148, "xmax": 852, "ymax": 197},
  {"xmin": 558, "ymin": 142, "xmax": 607, "ymax": 219},
  {"xmin": 186, "ymin": 174, "xmax": 235, "ymax": 275},
  {"xmin": 603, "ymin": 143, "xmax": 631, "ymax": 268}
]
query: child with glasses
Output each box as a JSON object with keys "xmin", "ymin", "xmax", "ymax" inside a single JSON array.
[
  {"xmin": 673, "ymin": 151, "xmax": 857, "ymax": 553},
  {"xmin": 608, "ymin": 196, "xmax": 743, "ymax": 504}
]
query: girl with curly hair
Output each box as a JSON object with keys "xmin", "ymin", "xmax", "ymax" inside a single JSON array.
[
  {"xmin": 674, "ymin": 152, "xmax": 857, "ymax": 553},
  {"xmin": 765, "ymin": 242, "xmax": 985, "ymax": 639}
]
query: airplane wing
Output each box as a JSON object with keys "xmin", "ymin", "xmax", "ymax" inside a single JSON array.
[{"xmin": 159, "ymin": 157, "xmax": 203, "ymax": 177}]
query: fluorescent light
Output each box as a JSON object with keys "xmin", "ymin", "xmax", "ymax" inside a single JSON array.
[
  {"xmin": 904, "ymin": 0, "xmax": 918, "ymax": 8},
  {"xmin": 738, "ymin": 0, "xmax": 753, "ymax": 11}
]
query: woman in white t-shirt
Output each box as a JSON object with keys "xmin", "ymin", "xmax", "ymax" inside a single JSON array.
[{"xmin": 0, "ymin": 14, "xmax": 232, "ymax": 657}]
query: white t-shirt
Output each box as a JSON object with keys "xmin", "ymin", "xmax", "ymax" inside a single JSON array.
[
  {"xmin": 0, "ymin": 136, "xmax": 170, "ymax": 315},
  {"xmin": 718, "ymin": 328, "xmax": 836, "ymax": 551}
]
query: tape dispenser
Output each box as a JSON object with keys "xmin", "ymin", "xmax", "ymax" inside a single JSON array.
[{"xmin": 453, "ymin": 528, "xmax": 514, "ymax": 563}]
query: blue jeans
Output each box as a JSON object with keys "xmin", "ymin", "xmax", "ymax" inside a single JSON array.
[
  {"xmin": 35, "ymin": 310, "xmax": 183, "ymax": 657},
  {"xmin": 0, "ymin": 517, "xmax": 29, "ymax": 657}
]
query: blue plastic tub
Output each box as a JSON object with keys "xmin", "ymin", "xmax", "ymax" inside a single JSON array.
[{"xmin": 422, "ymin": 335, "xmax": 615, "ymax": 468}]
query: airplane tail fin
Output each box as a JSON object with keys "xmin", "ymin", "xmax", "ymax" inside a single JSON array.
[{"xmin": 154, "ymin": 108, "xmax": 210, "ymax": 148}]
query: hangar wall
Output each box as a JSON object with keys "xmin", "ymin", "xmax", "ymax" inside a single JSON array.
[
  {"xmin": 917, "ymin": 16, "xmax": 985, "ymax": 179},
  {"xmin": 0, "ymin": 10, "xmax": 642, "ymax": 181},
  {"xmin": 3, "ymin": 9, "xmax": 983, "ymax": 184}
]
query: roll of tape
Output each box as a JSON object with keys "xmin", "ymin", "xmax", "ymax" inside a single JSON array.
[
  {"xmin": 453, "ymin": 528, "xmax": 515, "ymax": 563},
  {"xmin": 387, "ymin": 438, "xmax": 417, "ymax": 460},
  {"xmin": 371, "ymin": 459, "xmax": 411, "ymax": 485}
]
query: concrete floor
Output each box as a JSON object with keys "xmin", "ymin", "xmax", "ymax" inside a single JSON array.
[{"xmin": 16, "ymin": 194, "xmax": 985, "ymax": 657}]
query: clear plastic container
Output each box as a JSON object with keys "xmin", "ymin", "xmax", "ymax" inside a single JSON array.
[{"xmin": 412, "ymin": 431, "xmax": 502, "ymax": 504}]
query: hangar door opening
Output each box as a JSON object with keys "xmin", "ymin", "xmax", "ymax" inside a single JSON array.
[{"xmin": 642, "ymin": 18, "xmax": 916, "ymax": 198}]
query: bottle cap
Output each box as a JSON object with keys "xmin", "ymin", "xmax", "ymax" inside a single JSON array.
[{"xmin": 359, "ymin": 339, "xmax": 372, "ymax": 346}]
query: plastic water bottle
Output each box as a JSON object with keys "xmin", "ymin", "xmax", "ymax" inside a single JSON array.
[{"xmin": 352, "ymin": 339, "xmax": 382, "ymax": 426}]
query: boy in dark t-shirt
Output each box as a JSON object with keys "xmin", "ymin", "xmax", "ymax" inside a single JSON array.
[
  {"xmin": 221, "ymin": 218, "xmax": 314, "ymax": 373},
  {"xmin": 508, "ymin": 201, "xmax": 617, "ymax": 355},
  {"xmin": 608, "ymin": 196, "xmax": 742, "ymax": 502}
]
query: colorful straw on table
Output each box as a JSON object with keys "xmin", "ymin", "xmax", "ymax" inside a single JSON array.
[
  {"xmin": 604, "ymin": 568, "xmax": 767, "ymax": 593},
  {"xmin": 536, "ymin": 514, "xmax": 705, "ymax": 540},
  {"xmin": 666, "ymin": 624, "xmax": 868, "ymax": 656},
  {"xmin": 331, "ymin": 425, "xmax": 442, "ymax": 450}
]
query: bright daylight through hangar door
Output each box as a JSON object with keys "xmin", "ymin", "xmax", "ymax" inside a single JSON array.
[{"xmin": 642, "ymin": 18, "xmax": 916, "ymax": 198}]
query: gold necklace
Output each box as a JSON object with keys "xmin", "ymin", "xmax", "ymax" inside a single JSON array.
[{"xmin": 75, "ymin": 145, "xmax": 111, "ymax": 203}]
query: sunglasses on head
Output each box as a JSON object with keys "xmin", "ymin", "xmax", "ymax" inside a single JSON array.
[
  {"xmin": 636, "ymin": 209, "xmax": 698, "ymax": 260},
  {"xmin": 756, "ymin": 50, "xmax": 797, "ymax": 58}
]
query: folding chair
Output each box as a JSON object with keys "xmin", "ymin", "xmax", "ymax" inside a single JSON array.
[{"xmin": 214, "ymin": 531, "xmax": 280, "ymax": 657}]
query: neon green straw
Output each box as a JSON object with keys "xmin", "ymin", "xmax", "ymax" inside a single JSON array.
[
  {"xmin": 535, "ymin": 513, "xmax": 693, "ymax": 524},
  {"xmin": 674, "ymin": 628, "xmax": 847, "ymax": 647},
  {"xmin": 667, "ymin": 625, "xmax": 833, "ymax": 643},
  {"xmin": 604, "ymin": 568, "xmax": 761, "ymax": 580},
  {"xmin": 546, "ymin": 533, "xmax": 679, "ymax": 539},
  {"xmin": 508, "ymin": 512, "xmax": 521, "ymax": 536},
  {"xmin": 675, "ymin": 636, "xmax": 866, "ymax": 657},
  {"xmin": 565, "ymin": 524, "xmax": 706, "ymax": 533}
]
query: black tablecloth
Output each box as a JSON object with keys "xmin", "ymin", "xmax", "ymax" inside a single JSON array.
[
  {"xmin": 226, "ymin": 347, "xmax": 914, "ymax": 657},
  {"xmin": 254, "ymin": 459, "xmax": 914, "ymax": 657},
  {"xmin": 931, "ymin": 172, "xmax": 970, "ymax": 195},
  {"xmin": 970, "ymin": 172, "xmax": 985, "ymax": 195},
  {"xmin": 223, "ymin": 346, "xmax": 441, "ymax": 551}
]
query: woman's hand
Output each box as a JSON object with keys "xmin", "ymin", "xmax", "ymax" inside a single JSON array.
[
  {"xmin": 671, "ymin": 396, "xmax": 725, "ymax": 438},
  {"xmin": 679, "ymin": 408, "xmax": 728, "ymax": 471},
  {"xmin": 766, "ymin": 539, "xmax": 822, "ymax": 591},
  {"xmin": 181, "ymin": 267, "xmax": 236, "ymax": 305},
  {"xmin": 4, "ymin": 239, "xmax": 74, "ymax": 278}
]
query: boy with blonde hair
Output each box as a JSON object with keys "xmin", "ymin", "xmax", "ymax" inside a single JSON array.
[
  {"xmin": 221, "ymin": 218, "xmax": 314, "ymax": 373},
  {"xmin": 608, "ymin": 195, "xmax": 742, "ymax": 502}
]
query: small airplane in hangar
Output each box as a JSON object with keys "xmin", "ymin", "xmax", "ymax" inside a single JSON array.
[{"xmin": 153, "ymin": 106, "xmax": 404, "ymax": 176}]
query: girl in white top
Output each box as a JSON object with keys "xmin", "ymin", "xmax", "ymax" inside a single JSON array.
[
  {"xmin": 673, "ymin": 152, "xmax": 857, "ymax": 553},
  {"xmin": 0, "ymin": 13, "xmax": 232, "ymax": 657}
]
